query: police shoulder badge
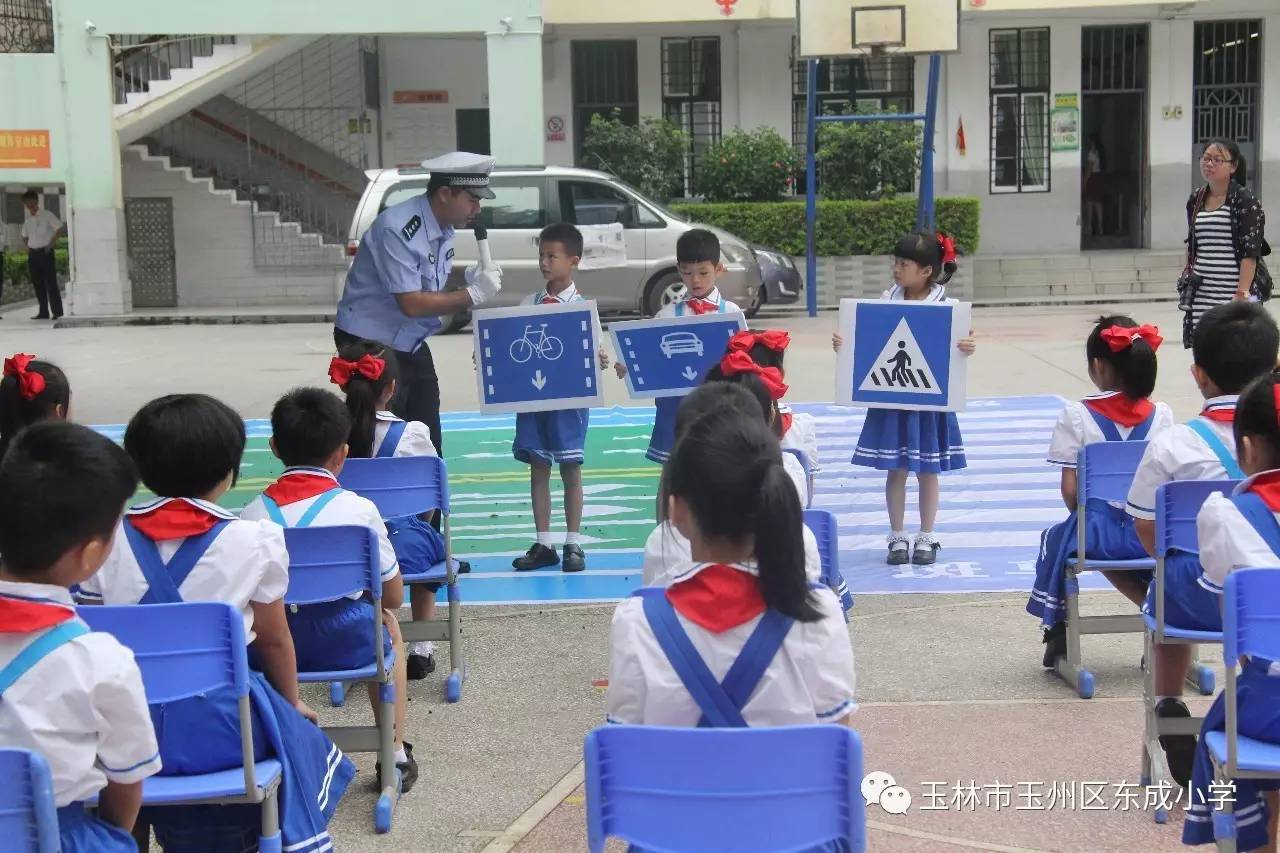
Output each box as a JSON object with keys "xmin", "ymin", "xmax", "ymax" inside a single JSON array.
[
  {"xmin": 401, "ymin": 215, "xmax": 423, "ymax": 242},
  {"xmin": 446, "ymin": 248, "xmax": 455, "ymax": 261}
]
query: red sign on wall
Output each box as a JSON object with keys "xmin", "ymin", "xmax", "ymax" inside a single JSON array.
[
  {"xmin": 393, "ymin": 90, "xmax": 449, "ymax": 105},
  {"xmin": 716, "ymin": 0, "xmax": 738, "ymax": 15},
  {"xmin": 0, "ymin": 130, "xmax": 51, "ymax": 169}
]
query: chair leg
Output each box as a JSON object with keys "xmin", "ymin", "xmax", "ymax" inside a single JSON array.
[
  {"xmin": 446, "ymin": 579, "xmax": 466, "ymax": 704},
  {"xmin": 1141, "ymin": 629, "xmax": 1172, "ymax": 823},
  {"xmin": 1055, "ymin": 570, "xmax": 1095, "ymax": 698},
  {"xmin": 1187, "ymin": 645, "xmax": 1217, "ymax": 696},
  {"xmin": 259, "ymin": 787, "xmax": 282, "ymax": 853},
  {"xmin": 1211, "ymin": 759, "xmax": 1238, "ymax": 852},
  {"xmin": 375, "ymin": 678, "xmax": 400, "ymax": 834},
  {"xmin": 329, "ymin": 680, "xmax": 349, "ymax": 707}
]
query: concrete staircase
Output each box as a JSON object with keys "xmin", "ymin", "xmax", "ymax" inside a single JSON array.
[
  {"xmin": 971, "ymin": 251, "xmax": 1184, "ymax": 301},
  {"xmin": 122, "ymin": 144, "xmax": 343, "ymax": 309}
]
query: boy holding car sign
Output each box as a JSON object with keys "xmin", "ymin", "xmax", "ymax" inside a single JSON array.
[{"xmin": 511, "ymin": 223, "xmax": 611, "ymax": 573}]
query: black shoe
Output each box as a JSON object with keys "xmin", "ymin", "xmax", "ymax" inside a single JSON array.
[
  {"xmin": 455, "ymin": 559, "xmax": 472, "ymax": 574},
  {"xmin": 1042, "ymin": 621, "xmax": 1066, "ymax": 669},
  {"xmin": 51, "ymin": 313, "xmax": 62, "ymax": 321},
  {"xmin": 406, "ymin": 653, "xmax": 435, "ymax": 680},
  {"xmin": 513, "ymin": 543, "xmax": 559, "ymax": 571},
  {"xmin": 1155, "ymin": 698, "xmax": 1196, "ymax": 788},
  {"xmin": 562, "ymin": 544, "xmax": 586, "ymax": 573},
  {"xmin": 375, "ymin": 742, "xmax": 418, "ymax": 794},
  {"xmin": 886, "ymin": 536, "xmax": 910, "ymax": 565},
  {"xmin": 911, "ymin": 534, "xmax": 940, "ymax": 566},
  {"xmin": 31, "ymin": 314, "xmax": 50, "ymax": 320}
]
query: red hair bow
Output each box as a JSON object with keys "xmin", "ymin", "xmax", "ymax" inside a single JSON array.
[
  {"xmin": 328, "ymin": 354, "xmax": 386, "ymax": 389},
  {"xmin": 727, "ymin": 329, "xmax": 791, "ymax": 354},
  {"xmin": 937, "ymin": 232, "xmax": 957, "ymax": 265},
  {"xmin": 1273, "ymin": 383, "xmax": 1280, "ymax": 432},
  {"xmin": 719, "ymin": 350, "xmax": 789, "ymax": 400},
  {"xmin": 1100, "ymin": 324, "xmax": 1163, "ymax": 353},
  {"xmin": 2, "ymin": 353, "xmax": 45, "ymax": 401}
]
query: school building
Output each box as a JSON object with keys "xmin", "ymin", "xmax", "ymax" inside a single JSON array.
[{"xmin": 1, "ymin": 0, "xmax": 1277, "ymax": 314}]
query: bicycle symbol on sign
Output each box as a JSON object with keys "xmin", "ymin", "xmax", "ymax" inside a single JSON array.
[{"xmin": 509, "ymin": 324, "xmax": 565, "ymax": 363}]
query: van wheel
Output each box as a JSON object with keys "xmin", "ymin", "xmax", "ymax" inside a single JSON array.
[
  {"xmin": 745, "ymin": 285, "xmax": 765, "ymax": 318},
  {"xmin": 442, "ymin": 310, "xmax": 472, "ymax": 334},
  {"xmin": 643, "ymin": 271, "xmax": 685, "ymax": 317}
]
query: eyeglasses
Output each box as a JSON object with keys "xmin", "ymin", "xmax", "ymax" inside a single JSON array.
[{"xmin": 1200, "ymin": 155, "xmax": 1234, "ymax": 167}]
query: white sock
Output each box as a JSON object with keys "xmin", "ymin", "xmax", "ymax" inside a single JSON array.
[
  {"xmin": 410, "ymin": 641, "xmax": 434, "ymax": 657},
  {"xmin": 395, "ymin": 747, "xmax": 408, "ymax": 763},
  {"xmin": 565, "ymin": 531, "xmax": 581, "ymax": 546},
  {"xmin": 889, "ymin": 530, "xmax": 907, "ymax": 544},
  {"xmin": 536, "ymin": 531, "xmax": 552, "ymax": 547}
]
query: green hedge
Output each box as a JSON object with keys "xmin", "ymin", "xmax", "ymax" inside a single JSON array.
[
  {"xmin": 668, "ymin": 197, "xmax": 980, "ymax": 257},
  {"xmin": 1, "ymin": 248, "xmax": 70, "ymax": 305}
]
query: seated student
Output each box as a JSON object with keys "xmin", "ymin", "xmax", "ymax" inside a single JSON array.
[
  {"xmin": 641, "ymin": 379, "xmax": 822, "ymax": 590},
  {"xmin": 1125, "ymin": 301, "xmax": 1280, "ymax": 787},
  {"xmin": 80, "ymin": 394, "xmax": 355, "ymax": 853},
  {"xmin": 330, "ymin": 341, "xmax": 459, "ymax": 681},
  {"xmin": 1029, "ymin": 316, "xmax": 1174, "ymax": 666},
  {"xmin": 240, "ymin": 387, "xmax": 417, "ymax": 790},
  {"xmin": 0, "ymin": 352, "xmax": 70, "ymax": 459},
  {"xmin": 0, "ymin": 422, "xmax": 160, "ymax": 852},
  {"xmin": 608, "ymin": 394, "xmax": 856, "ymax": 727},
  {"xmin": 1183, "ymin": 370, "xmax": 1280, "ymax": 850}
]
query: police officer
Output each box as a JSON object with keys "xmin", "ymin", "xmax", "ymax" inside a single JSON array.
[{"xmin": 334, "ymin": 152, "xmax": 503, "ymax": 455}]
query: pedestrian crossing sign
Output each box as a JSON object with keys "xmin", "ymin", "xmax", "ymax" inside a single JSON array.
[{"xmin": 836, "ymin": 298, "xmax": 971, "ymax": 412}]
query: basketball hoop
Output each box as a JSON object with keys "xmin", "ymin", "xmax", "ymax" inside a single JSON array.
[{"xmin": 796, "ymin": 1, "xmax": 960, "ymax": 59}]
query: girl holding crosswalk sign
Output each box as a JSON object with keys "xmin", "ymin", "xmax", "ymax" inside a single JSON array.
[{"xmin": 832, "ymin": 232, "xmax": 975, "ymax": 566}]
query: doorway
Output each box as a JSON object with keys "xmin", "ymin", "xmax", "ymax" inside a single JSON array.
[
  {"xmin": 124, "ymin": 197, "xmax": 177, "ymax": 308},
  {"xmin": 571, "ymin": 40, "xmax": 638, "ymax": 164},
  {"xmin": 1081, "ymin": 25, "xmax": 1149, "ymax": 251},
  {"xmin": 456, "ymin": 108, "xmax": 491, "ymax": 155}
]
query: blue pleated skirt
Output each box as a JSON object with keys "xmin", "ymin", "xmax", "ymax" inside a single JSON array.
[
  {"xmin": 58, "ymin": 803, "xmax": 135, "ymax": 852},
  {"xmin": 851, "ymin": 408, "xmax": 967, "ymax": 473}
]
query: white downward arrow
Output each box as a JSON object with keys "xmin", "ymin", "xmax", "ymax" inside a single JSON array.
[
  {"xmin": 532, "ymin": 370, "xmax": 547, "ymax": 390},
  {"xmin": 681, "ymin": 365, "xmax": 698, "ymax": 381}
]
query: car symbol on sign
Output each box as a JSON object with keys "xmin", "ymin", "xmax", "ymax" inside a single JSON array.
[{"xmin": 659, "ymin": 332, "xmax": 704, "ymax": 359}]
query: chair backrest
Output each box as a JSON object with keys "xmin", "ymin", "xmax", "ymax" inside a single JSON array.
[
  {"xmin": 803, "ymin": 508, "xmax": 841, "ymax": 592},
  {"xmin": 282, "ymin": 525, "xmax": 382, "ymax": 606},
  {"xmin": 79, "ymin": 602, "xmax": 248, "ymax": 703},
  {"xmin": 783, "ymin": 448, "xmax": 814, "ymax": 508},
  {"xmin": 1078, "ymin": 440, "xmax": 1151, "ymax": 507},
  {"xmin": 1222, "ymin": 568, "xmax": 1280, "ymax": 663},
  {"xmin": 0, "ymin": 749, "xmax": 59, "ymax": 853},
  {"xmin": 1155, "ymin": 479, "xmax": 1240, "ymax": 556},
  {"xmin": 337, "ymin": 456, "xmax": 450, "ymax": 521},
  {"xmin": 584, "ymin": 725, "xmax": 865, "ymax": 853}
]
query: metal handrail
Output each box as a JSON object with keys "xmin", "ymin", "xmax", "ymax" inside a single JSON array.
[
  {"xmin": 111, "ymin": 34, "xmax": 237, "ymax": 104},
  {"xmin": 0, "ymin": 0, "xmax": 54, "ymax": 53}
]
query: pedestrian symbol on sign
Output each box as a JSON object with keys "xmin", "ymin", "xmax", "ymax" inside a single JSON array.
[{"xmin": 859, "ymin": 318, "xmax": 940, "ymax": 395}]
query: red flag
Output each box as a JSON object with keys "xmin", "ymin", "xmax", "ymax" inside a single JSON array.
[{"xmin": 956, "ymin": 117, "xmax": 967, "ymax": 156}]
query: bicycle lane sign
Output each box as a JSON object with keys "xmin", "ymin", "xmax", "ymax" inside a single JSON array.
[
  {"xmin": 609, "ymin": 312, "xmax": 747, "ymax": 399},
  {"xmin": 473, "ymin": 300, "xmax": 606, "ymax": 414}
]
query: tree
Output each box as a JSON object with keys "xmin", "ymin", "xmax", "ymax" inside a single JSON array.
[
  {"xmin": 694, "ymin": 128, "xmax": 801, "ymax": 202},
  {"xmin": 580, "ymin": 110, "xmax": 689, "ymax": 202},
  {"xmin": 815, "ymin": 105, "xmax": 921, "ymax": 200}
]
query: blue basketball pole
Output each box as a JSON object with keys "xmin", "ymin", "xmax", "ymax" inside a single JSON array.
[{"xmin": 802, "ymin": 53, "xmax": 942, "ymax": 316}]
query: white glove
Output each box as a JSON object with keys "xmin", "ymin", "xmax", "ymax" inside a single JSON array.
[
  {"xmin": 464, "ymin": 262, "xmax": 503, "ymax": 286},
  {"xmin": 465, "ymin": 264, "xmax": 503, "ymax": 306}
]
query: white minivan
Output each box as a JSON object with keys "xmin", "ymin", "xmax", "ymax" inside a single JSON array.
[{"xmin": 347, "ymin": 164, "xmax": 764, "ymax": 331}]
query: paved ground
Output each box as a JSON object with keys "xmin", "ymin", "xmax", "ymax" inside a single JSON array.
[{"xmin": 3, "ymin": 299, "xmax": 1270, "ymax": 851}]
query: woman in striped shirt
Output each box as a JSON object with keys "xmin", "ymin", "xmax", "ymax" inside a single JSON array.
[{"xmin": 1183, "ymin": 138, "xmax": 1269, "ymax": 346}]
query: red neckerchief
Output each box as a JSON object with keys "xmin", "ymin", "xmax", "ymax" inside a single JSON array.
[
  {"xmin": 780, "ymin": 412, "xmax": 794, "ymax": 436},
  {"xmin": 665, "ymin": 564, "xmax": 766, "ymax": 633},
  {"xmin": 263, "ymin": 472, "xmax": 338, "ymax": 506},
  {"xmin": 686, "ymin": 298, "xmax": 719, "ymax": 316},
  {"xmin": 540, "ymin": 296, "xmax": 558, "ymax": 305},
  {"xmin": 128, "ymin": 499, "xmax": 222, "ymax": 540},
  {"xmin": 1201, "ymin": 405, "xmax": 1236, "ymax": 424},
  {"xmin": 1246, "ymin": 471, "xmax": 1280, "ymax": 512},
  {"xmin": 0, "ymin": 596, "xmax": 75, "ymax": 633},
  {"xmin": 1082, "ymin": 394, "xmax": 1155, "ymax": 429}
]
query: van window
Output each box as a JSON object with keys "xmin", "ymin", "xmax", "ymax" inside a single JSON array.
[
  {"xmin": 558, "ymin": 180, "xmax": 660, "ymax": 229},
  {"xmin": 379, "ymin": 182, "xmax": 428, "ymax": 213},
  {"xmin": 378, "ymin": 177, "xmax": 547, "ymax": 231}
]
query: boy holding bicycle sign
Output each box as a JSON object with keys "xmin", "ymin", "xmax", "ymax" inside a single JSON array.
[{"xmin": 511, "ymin": 223, "xmax": 611, "ymax": 573}]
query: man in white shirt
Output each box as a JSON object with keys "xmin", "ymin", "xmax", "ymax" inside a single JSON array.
[{"xmin": 20, "ymin": 190, "xmax": 65, "ymax": 320}]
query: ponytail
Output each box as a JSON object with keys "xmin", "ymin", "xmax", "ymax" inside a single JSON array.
[
  {"xmin": 752, "ymin": 458, "xmax": 820, "ymax": 622},
  {"xmin": 1086, "ymin": 315, "xmax": 1160, "ymax": 401},
  {"xmin": 330, "ymin": 343, "xmax": 397, "ymax": 459},
  {"xmin": 0, "ymin": 355, "xmax": 70, "ymax": 460},
  {"xmin": 1233, "ymin": 369, "xmax": 1280, "ymax": 467}
]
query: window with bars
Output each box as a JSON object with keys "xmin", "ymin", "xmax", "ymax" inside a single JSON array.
[
  {"xmin": 661, "ymin": 37, "xmax": 722, "ymax": 193},
  {"xmin": 989, "ymin": 27, "xmax": 1050, "ymax": 193},
  {"xmin": 1193, "ymin": 20, "xmax": 1261, "ymax": 191},
  {"xmin": 790, "ymin": 45, "xmax": 915, "ymax": 149}
]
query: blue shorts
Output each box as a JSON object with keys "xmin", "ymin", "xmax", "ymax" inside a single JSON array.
[
  {"xmin": 646, "ymin": 396, "xmax": 681, "ymax": 464},
  {"xmin": 1142, "ymin": 550, "xmax": 1222, "ymax": 632},
  {"xmin": 289, "ymin": 598, "xmax": 394, "ymax": 672},
  {"xmin": 514, "ymin": 408, "xmax": 589, "ymax": 466},
  {"xmin": 58, "ymin": 803, "xmax": 135, "ymax": 852}
]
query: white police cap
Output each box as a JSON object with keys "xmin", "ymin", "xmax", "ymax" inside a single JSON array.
[{"xmin": 421, "ymin": 151, "xmax": 496, "ymax": 199}]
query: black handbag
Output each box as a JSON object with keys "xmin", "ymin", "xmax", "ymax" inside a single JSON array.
[{"xmin": 1178, "ymin": 186, "xmax": 1208, "ymax": 313}]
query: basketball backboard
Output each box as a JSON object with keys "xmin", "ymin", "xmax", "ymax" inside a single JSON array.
[{"xmin": 797, "ymin": 0, "xmax": 960, "ymax": 57}]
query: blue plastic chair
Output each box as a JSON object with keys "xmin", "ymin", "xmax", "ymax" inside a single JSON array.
[
  {"xmin": 1140, "ymin": 480, "xmax": 1235, "ymax": 822},
  {"xmin": 584, "ymin": 725, "xmax": 865, "ymax": 853},
  {"xmin": 281, "ymin": 525, "xmax": 400, "ymax": 833},
  {"xmin": 804, "ymin": 508, "xmax": 853, "ymax": 615},
  {"xmin": 1054, "ymin": 440, "xmax": 1155, "ymax": 698},
  {"xmin": 0, "ymin": 749, "xmax": 60, "ymax": 853},
  {"xmin": 79, "ymin": 602, "xmax": 284, "ymax": 851},
  {"xmin": 783, "ymin": 447, "xmax": 814, "ymax": 508},
  {"xmin": 1206, "ymin": 567, "xmax": 1280, "ymax": 849},
  {"xmin": 338, "ymin": 455, "xmax": 466, "ymax": 703}
]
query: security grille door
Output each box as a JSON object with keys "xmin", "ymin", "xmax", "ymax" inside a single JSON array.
[
  {"xmin": 125, "ymin": 197, "xmax": 177, "ymax": 308},
  {"xmin": 1194, "ymin": 20, "xmax": 1262, "ymax": 193}
]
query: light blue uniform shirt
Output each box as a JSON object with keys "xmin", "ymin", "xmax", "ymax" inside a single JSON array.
[{"xmin": 335, "ymin": 194, "xmax": 456, "ymax": 353}]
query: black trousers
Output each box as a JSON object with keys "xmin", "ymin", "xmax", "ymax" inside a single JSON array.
[
  {"xmin": 27, "ymin": 248, "xmax": 62, "ymax": 318},
  {"xmin": 333, "ymin": 328, "xmax": 443, "ymax": 455}
]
